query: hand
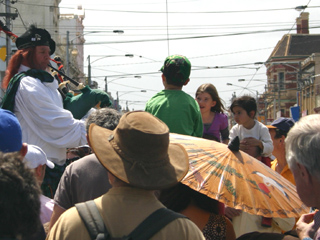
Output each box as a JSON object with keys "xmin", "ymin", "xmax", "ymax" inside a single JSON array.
[
  {"xmin": 296, "ymin": 212, "xmax": 317, "ymax": 239},
  {"xmin": 241, "ymin": 137, "xmax": 260, "ymax": 148},
  {"xmin": 91, "ymin": 89, "xmax": 112, "ymax": 107},
  {"xmin": 224, "ymin": 206, "xmax": 242, "ymax": 219}
]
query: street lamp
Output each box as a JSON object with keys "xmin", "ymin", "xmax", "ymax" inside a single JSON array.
[
  {"xmin": 116, "ymin": 90, "xmax": 147, "ymax": 111},
  {"xmin": 226, "ymin": 83, "xmax": 258, "ymax": 96},
  {"xmin": 238, "ymin": 79, "xmax": 267, "ymax": 83},
  {"xmin": 90, "ymin": 54, "xmax": 134, "ymax": 65},
  {"xmin": 295, "ymin": 5, "xmax": 307, "ymax": 11},
  {"xmin": 87, "ymin": 54, "xmax": 135, "ymax": 87},
  {"xmin": 65, "ymin": 30, "xmax": 124, "ymax": 78},
  {"xmin": 104, "ymin": 75, "xmax": 141, "ymax": 92}
]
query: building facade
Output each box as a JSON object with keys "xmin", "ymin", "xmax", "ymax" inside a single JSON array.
[{"xmin": 263, "ymin": 12, "xmax": 320, "ymax": 121}]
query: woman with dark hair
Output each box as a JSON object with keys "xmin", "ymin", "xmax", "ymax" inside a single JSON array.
[{"xmin": 159, "ymin": 183, "xmax": 236, "ymax": 240}]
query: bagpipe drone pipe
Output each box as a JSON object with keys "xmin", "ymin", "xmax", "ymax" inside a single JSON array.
[{"xmin": 49, "ymin": 57, "xmax": 113, "ymax": 119}]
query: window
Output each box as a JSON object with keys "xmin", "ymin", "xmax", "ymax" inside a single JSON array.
[{"xmin": 278, "ymin": 72, "xmax": 285, "ymax": 90}]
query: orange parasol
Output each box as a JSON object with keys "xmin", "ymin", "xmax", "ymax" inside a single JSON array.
[{"xmin": 170, "ymin": 133, "xmax": 309, "ymax": 218}]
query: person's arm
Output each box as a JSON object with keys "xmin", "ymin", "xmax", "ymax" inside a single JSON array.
[
  {"xmin": 220, "ymin": 114, "xmax": 230, "ymax": 144},
  {"xmin": 16, "ymin": 77, "xmax": 87, "ymax": 148},
  {"xmin": 225, "ymin": 216, "xmax": 236, "ymax": 240},
  {"xmin": 259, "ymin": 126, "xmax": 274, "ymax": 156},
  {"xmin": 194, "ymin": 113, "xmax": 204, "ymax": 137},
  {"xmin": 220, "ymin": 127, "xmax": 229, "ymax": 144},
  {"xmin": 273, "ymin": 217, "xmax": 295, "ymax": 232},
  {"xmin": 49, "ymin": 204, "xmax": 66, "ymax": 230},
  {"xmin": 229, "ymin": 125, "xmax": 238, "ymax": 142},
  {"xmin": 224, "ymin": 206, "xmax": 242, "ymax": 219}
]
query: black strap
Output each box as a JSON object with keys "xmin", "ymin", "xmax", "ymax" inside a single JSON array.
[
  {"xmin": 75, "ymin": 200, "xmax": 109, "ymax": 240},
  {"xmin": 129, "ymin": 208, "xmax": 186, "ymax": 240},
  {"xmin": 76, "ymin": 200, "xmax": 187, "ymax": 240}
]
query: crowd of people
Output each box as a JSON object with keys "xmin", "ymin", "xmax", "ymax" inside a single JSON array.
[{"xmin": 1, "ymin": 25, "xmax": 320, "ymax": 240}]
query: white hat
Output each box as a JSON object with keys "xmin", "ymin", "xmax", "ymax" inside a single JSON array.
[{"xmin": 24, "ymin": 145, "xmax": 55, "ymax": 169}]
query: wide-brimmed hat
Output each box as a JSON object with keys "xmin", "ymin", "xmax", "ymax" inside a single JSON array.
[
  {"xmin": 16, "ymin": 24, "xmax": 55, "ymax": 55},
  {"xmin": 88, "ymin": 111, "xmax": 189, "ymax": 190},
  {"xmin": 160, "ymin": 54, "xmax": 191, "ymax": 84}
]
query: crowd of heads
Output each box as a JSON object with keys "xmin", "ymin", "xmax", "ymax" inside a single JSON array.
[{"xmin": 1, "ymin": 25, "xmax": 320, "ymax": 239}]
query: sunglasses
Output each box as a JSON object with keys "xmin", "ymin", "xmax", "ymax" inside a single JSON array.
[{"xmin": 67, "ymin": 145, "xmax": 92, "ymax": 158}]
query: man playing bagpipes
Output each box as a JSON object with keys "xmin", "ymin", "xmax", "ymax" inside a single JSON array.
[{"xmin": 1, "ymin": 24, "xmax": 111, "ymax": 198}]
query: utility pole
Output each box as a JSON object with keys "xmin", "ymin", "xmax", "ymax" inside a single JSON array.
[
  {"xmin": 116, "ymin": 91, "xmax": 119, "ymax": 111},
  {"xmin": 104, "ymin": 76, "xmax": 107, "ymax": 92},
  {"xmin": 264, "ymin": 85, "xmax": 268, "ymax": 123},
  {"xmin": 5, "ymin": 0, "xmax": 12, "ymax": 68},
  {"xmin": 0, "ymin": 1, "xmax": 17, "ymax": 99},
  {"xmin": 297, "ymin": 62, "xmax": 302, "ymax": 107},
  {"xmin": 87, "ymin": 55, "xmax": 91, "ymax": 87},
  {"xmin": 66, "ymin": 31, "xmax": 70, "ymax": 76},
  {"xmin": 278, "ymin": 79, "xmax": 281, "ymax": 116}
]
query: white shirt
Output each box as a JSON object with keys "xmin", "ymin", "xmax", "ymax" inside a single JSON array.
[
  {"xmin": 40, "ymin": 194, "xmax": 54, "ymax": 224},
  {"xmin": 229, "ymin": 120, "xmax": 273, "ymax": 157},
  {"xmin": 14, "ymin": 65, "xmax": 87, "ymax": 165},
  {"xmin": 232, "ymin": 211, "xmax": 295, "ymax": 238}
]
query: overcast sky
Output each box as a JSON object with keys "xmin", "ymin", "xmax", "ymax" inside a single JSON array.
[{"xmin": 59, "ymin": 0, "xmax": 320, "ymax": 111}]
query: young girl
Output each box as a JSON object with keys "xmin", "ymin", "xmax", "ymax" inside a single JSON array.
[
  {"xmin": 196, "ymin": 83, "xmax": 229, "ymax": 144},
  {"xmin": 229, "ymin": 95, "xmax": 273, "ymax": 162}
]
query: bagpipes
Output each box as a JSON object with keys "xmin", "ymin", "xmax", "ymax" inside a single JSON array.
[
  {"xmin": 49, "ymin": 57, "xmax": 112, "ymax": 119},
  {"xmin": 0, "ymin": 21, "xmax": 112, "ymax": 120}
]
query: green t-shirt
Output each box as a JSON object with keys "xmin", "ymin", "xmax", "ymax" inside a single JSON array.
[{"xmin": 145, "ymin": 90, "xmax": 203, "ymax": 137}]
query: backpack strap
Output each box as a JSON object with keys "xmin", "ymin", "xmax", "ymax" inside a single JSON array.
[
  {"xmin": 128, "ymin": 208, "xmax": 187, "ymax": 240},
  {"xmin": 75, "ymin": 200, "xmax": 109, "ymax": 240},
  {"xmin": 76, "ymin": 202, "xmax": 186, "ymax": 240}
]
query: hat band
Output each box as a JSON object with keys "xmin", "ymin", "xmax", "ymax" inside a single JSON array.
[
  {"xmin": 108, "ymin": 134, "xmax": 170, "ymax": 174},
  {"xmin": 17, "ymin": 40, "xmax": 50, "ymax": 50}
]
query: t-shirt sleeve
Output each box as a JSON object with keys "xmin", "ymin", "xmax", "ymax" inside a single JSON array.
[
  {"xmin": 194, "ymin": 113, "xmax": 204, "ymax": 137},
  {"xmin": 229, "ymin": 125, "xmax": 238, "ymax": 141},
  {"xmin": 220, "ymin": 113, "xmax": 229, "ymax": 130},
  {"xmin": 260, "ymin": 126, "xmax": 274, "ymax": 156},
  {"xmin": 220, "ymin": 114, "xmax": 229, "ymax": 140},
  {"xmin": 220, "ymin": 127, "xmax": 229, "ymax": 141},
  {"xmin": 54, "ymin": 166, "xmax": 72, "ymax": 210}
]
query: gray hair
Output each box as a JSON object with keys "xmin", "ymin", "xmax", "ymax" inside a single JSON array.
[
  {"xmin": 285, "ymin": 114, "xmax": 320, "ymax": 179},
  {"xmin": 85, "ymin": 108, "xmax": 122, "ymax": 132}
]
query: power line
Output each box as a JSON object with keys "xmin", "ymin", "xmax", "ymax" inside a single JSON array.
[
  {"xmin": 13, "ymin": 2, "xmax": 320, "ymax": 14},
  {"xmin": 57, "ymin": 26, "xmax": 320, "ymax": 46}
]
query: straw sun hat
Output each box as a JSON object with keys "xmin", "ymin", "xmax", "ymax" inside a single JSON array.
[{"xmin": 88, "ymin": 111, "xmax": 189, "ymax": 190}]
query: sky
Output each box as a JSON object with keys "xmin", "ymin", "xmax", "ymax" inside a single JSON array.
[{"xmin": 59, "ymin": 0, "xmax": 320, "ymax": 111}]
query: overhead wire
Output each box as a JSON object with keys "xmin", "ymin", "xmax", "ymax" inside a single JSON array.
[
  {"xmin": 287, "ymin": 0, "xmax": 312, "ymax": 34},
  {"xmin": 239, "ymin": 0, "xmax": 313, "ymax": 98},
  {"xmin": 58, "ymin": 25, "xmax": 320, "ymax": 46}
]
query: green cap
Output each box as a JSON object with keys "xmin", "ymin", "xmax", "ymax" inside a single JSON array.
[{"xmin": 160, "ymin": 55, "xmax": 191, "ymax": 83}]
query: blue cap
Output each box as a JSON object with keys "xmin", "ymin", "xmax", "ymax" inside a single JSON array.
[
  {"xmin": 267, "ymin": 117, "xmax": 295, "ymax": 133},
  {"xmin": 0, "ymin": 109, "xmax": 22, "ymax": 153}
]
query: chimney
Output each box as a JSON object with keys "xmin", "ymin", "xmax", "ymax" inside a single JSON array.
[{"xmin": 296, "ymin": 12, "xmax": 309, "ymax": 34}]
